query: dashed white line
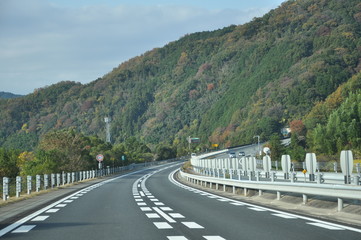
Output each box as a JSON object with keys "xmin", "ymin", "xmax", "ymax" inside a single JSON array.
[
  {"xmin": 140, "ymin": 207, "xmax": 152, "ymax": 211},
  {"xmin": 248, "ymin": 207, "xmax": 267, "ymax": 212},
  {"xmin": 272, "ymin": 213, "xmax": 298, "ymax": 219},
  {"xmin": 153, "ymin": 222, "xmax": 173, "ymax": 229},
  {"xmin": 203, "ymin": 236, "xmax": 226, "ymax": 240},
  {"xmin": 169, "ymin": 213, "xmax": 185, "ymax": 219},
  {"xmin": 31, "ymin": 216, "xmax": 49, "ymax": 222},
  {"xmin": 167, "ymin": 236, "xmax": 188, "ymax": 240},
  {"xmin": 12, "ymin": 225, "xmax": 36, "ymax": 233},
  {"xmin": 182, "ymin": 222, "xmax": 204, "ymax": 229},
  {"xmin": 55, "ymin": 204, "xmax": 67, "ymax": 208},
  {"xmin": 146, "ymin": 213, "xmax": 161, "ymax": 219},
  {"xmin": 154, "ymin": 202, "xmax": 165, "ymax": 206},
  {"xmin": 46, "ymin": 209, "xmax": 59, "ymax": 213}
]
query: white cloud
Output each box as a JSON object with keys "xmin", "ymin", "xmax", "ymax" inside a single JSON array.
[{"xmin": 0, "ymin": 0, "xmax": 277, "ymax": 94}]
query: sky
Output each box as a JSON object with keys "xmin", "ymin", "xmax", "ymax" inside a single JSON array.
[{"xmin": 0, "ymin": 0, "xmax": 285, "ymax": 95}]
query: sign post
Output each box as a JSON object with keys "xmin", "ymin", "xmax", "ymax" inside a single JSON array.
[
  {"xmin": 340, "ymin": 150, "xmax": 353, "ymax": 184},
  {"xmin": 96, "ymin": 154, "xmax": 104, "ymax": 170}
]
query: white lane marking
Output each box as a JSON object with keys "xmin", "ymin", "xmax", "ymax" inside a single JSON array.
[
  {"xmin": 150, "ymin": 198, "xmax": 159, "ymax": 201},
  {"xmin": 135, "ymin": 199, "xmax": 143, "ymax": 202},
  {"xmin": 46, "ymin": 209, "xmax": 59, "ymax": 213},
  {"xmin": 217, "ymin": 199, "xmax": 229, "ymax": 202},
  {"xmin": 182, "ymin": 222, "xmax": 204, "ymax": 229},
  {"xmin": 230, "ymin": 202, "xmax": 245, "ymax": 206},
  {"xmin": 134, "ymin": 196, "xmax": 141, "ymax": 198},
  {"xmin": 248, "ymin": 207, "xmax": 267, "ymax": 212},
  {"xmin": 272, "ymin": 213, "xmax": 298, "ymax": 219},
  {"xmin": 140, "ymin": 207, "xmax": 152, "ymax": 211},
  {"xmin": 138, "ymin": 184, "xmax": 141, "ymax": 187},
  {"xmin": 147, "ymin": 196, "xmax": 155, "ymax": 198},
  {"xmin": 203, "ymin": 236, "xmax": 226, "ymax": 240},
  {"xmin": 207, "ymin": 196, "xmax": 218, "ymax": 199},
  {"xmin": 63, "ymin": 200, "xmax": 73, "ymax": 203},
  {"xmin": 160, "ymin": 207, "xmax": 173, "ymax": 211},
  {"xmin": 55, "ymin": 204, "xmax": 67, "ymax": 208},
  {"xmin": 169, "ymin": 213, "xmax": 185, "ymax": 219},
  {"xmin": 137, "ymin": 202, "xmax": 147, "ymax": 206},
  {"xmin": 167, "ymin": 236, "xmax": 188, "ymax": 240},
  {"xmin": 153, "ymin": 207, "xmax": 176, "ymax": 223},
  {"xmin": 154, "ymin": 202, "xmax": 165, "ymax": 206},
  {"xmin": 70, "ymin": 197, "xmax": 79, "ymax": 199},
  {"xmin": 153, "ymin": 222, "xmax": 173, "ymax": 229},
  {"xmin": 140, "ymin": 191, "xmax": 145, "ymax": 197},
  {"xmin": 307, "ymin": 222, "xmax": 345, "ymax": 230},
  {"xmin": 146, "ymin": 213, "xmax": 160, "ymax": 219},
  {"xmin": 11, "ymin": 225, "xmax": 36, "ymax": 233},
  {"xmin": 75, "ymin": 194, "xmax": 83, "ymax": 196},
  {"xmin": 31, "ymin": 216, "xmax": 49, "ymax": 221}
]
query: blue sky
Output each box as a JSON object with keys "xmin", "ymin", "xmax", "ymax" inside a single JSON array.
[{"xmin": 0, "ymin": 0, "xmax": 285, "ymax": 94}]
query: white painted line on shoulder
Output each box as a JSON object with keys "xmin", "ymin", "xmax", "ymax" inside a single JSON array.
[
  {"xmin": 140, "ymin": 207, "xmax": 152, "ymax": 211},
  {"xmin": 169, "ymin": 213, "xmax": 185, "ymax": 219},
  {"xmin": 248, "ymin": 207, "xmax": 267, "ymax": 212},
  {"xmin": 31, "ymin": 216, "xmax": 49, "ymax": 221},
  {"xmin": 217, "ymin": 199, "xmax": 229, "ymax": 202},
  {"xmin": 153, "ymin": 222, "xmax": 173, "ymax": 229},
  {"xmin": 307, "ymin": 222, "xmax": 345, "ymax": 230},
  {"xmin": 272, "ymin": 213, "xmax": 298, "ymax": 219},
  {"xmin": 230, "ymin": 202, "xmax": 245, "ymax": 206},
  {"xmin": 182, "ymin": 222, "xmax": 204, "ymax": 229},
  {"xmin": 46, "ymin": 209, "xmax": 59, "ymax": 213},
  {"xmin": 12, "ymin": 225, "xmax": 36, "ymax": 233},
  {"xmin": 203, "ymin": 236, "xmax": 226, "ymax": 240},
  {"xmin": 167, "ymin": 236, "xmax": 188, "ymax": 240},
  {"xmin": 146, "ymin": 213, "xmax": 161, "ymax": 219}
]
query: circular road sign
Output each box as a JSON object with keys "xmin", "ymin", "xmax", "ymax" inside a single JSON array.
[{"xmin": 96, "ymin": 154, "xmax": 104, "ymax": 162}]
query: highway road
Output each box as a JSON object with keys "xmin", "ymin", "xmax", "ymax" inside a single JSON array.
[{"xmin": 1, "ymin": 162, "xmax": 360, "ymax": 239}]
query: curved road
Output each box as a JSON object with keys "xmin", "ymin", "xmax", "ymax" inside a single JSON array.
[{"xmin": 0, "ymin": 162, "xmax": 360, "ymax": 239}]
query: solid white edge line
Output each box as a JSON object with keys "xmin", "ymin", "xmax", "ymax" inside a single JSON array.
[{"xmin": 168, "ymin": 169, "xmax": 361, "ymax": 233}]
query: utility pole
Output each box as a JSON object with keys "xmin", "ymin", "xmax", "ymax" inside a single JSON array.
[{"xmin": 104, "ymin": 117, "xmax": 111, "ymax": 143}]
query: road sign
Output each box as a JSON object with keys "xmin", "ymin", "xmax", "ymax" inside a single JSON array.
[
  {"xmin": 281, "ymin": 155, "xmax": 291, "ymax": 173},
  {"xmin": 96, "ymin": 154, "xmax": 104, "ymax": 162}
]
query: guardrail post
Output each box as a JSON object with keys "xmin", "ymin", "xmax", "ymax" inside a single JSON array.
[
  {"xmin": 271, "ymin": 172, "xmax": 275, "ymax": 182},
  {"xmin": 62, "ymin": 172, "xmax": 66, "ymax": 185},
  {"xmin": 36, "ymin": 175, "xmax": 41, "ymax": 192},
  {"xmin": 44, "ymin": 174, "xmax": 48, "ymax": 190},
  {"xmin": 57, "ymin": 173, "xmax": 61, "ymax": 187},
  {"xmin": 277, "ymin": 191, "xmax": 281, "ymax": 200},
  {"xmin": 27, "ymin": 176, "xmax": 32, "ymax": 194},
  {"xmin": 317, "ymin": 172, "xmax": 324, "ymax": 184},
  {"xmin": 256, "ymin": 171, "xmax": 260, "ymax": 181},
  {"xmin": 16, "ymin": 176, "xmax": 22, "ymax": 197},
  {"xmin": 259, "ymin": 189, "xmax": 263, "ymax": 196},
  {"xmin": 303, "ymin": 194, "xmax": 308, "ymax": 204},
  {"xmin": 338, "ymin": 198, "xmax": 343, "ymax": 211},
  {"xmin": 3, "ymin": 177, "xmax": 9, "ymax": 201},
  {"xmin": 51, "ymin": 173, "xmax": 55, "ymax": 188},
  {"xmin": 353, "ymin": 175, "xmax": 360, "ymax": 185}
]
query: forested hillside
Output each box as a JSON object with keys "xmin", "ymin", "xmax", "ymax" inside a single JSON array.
[{"xmin": 1, "ymin": 0, "xmax": 361, "ymax": 159}]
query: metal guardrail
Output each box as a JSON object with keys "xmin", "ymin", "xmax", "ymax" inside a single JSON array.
[{"xmin": 186, "ymin": 151, "xmax": 361, "ymax": 211}]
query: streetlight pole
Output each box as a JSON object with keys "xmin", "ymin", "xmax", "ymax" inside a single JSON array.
[{"xmin": 254, "ymin": 135, "xmax": 260, "ymax": 156}]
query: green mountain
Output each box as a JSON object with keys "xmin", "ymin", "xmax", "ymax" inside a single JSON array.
[
  {"xmin": 0, "ymin": 92, "xmax": 23, "ymax": 99},
  {"xmin": 1, "ymin": 0, "xmax": 361, "ymax": 156}
]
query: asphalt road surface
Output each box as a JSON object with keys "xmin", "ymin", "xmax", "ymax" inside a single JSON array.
[{"xmin": 1, "ymin": 162, "xmax": 360, "ymax": 240}]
